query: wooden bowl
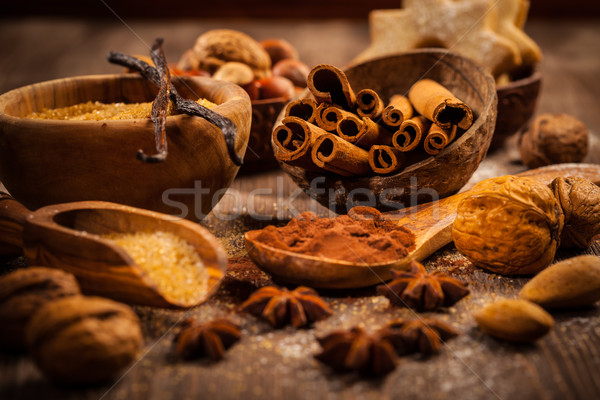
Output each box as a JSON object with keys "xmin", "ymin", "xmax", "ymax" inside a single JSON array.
[
  {"xmin": 276, "ymin": 49, "xmax": 497, "ymax": 214},
  {"xmin": 239, "ymin": 97, "xmax": 286, "ymax": 173},
  {"xmin": 0, "ymin": 74, "xmax": 251, "ymax": 220},
  {"xmin": 491, "ymin": 67, "xmax": 542, "ymax": 150}
]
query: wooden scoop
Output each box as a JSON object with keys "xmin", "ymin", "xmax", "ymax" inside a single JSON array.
[
  {"xmin": 0, "ymin": 193, "xmax": 227, "ymax": 307},
  {"xmin": 245, "ymin": 163, "xmax": 600, "ymax": 289}
]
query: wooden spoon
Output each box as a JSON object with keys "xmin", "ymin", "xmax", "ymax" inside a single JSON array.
[
  {"xmin": 0, "ymin": 193, "xmax": 227, "ymax": 307},
  {"xmin": 245, "ymin": 163, "xmax": 600, "ymax": 289}
]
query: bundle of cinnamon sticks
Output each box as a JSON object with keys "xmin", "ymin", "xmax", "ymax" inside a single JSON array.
[{"xmin": 272, "ymin": 64, "xmax": 474, "ymax": 176}]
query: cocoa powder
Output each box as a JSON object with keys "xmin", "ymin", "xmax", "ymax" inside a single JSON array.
[{"xmin": 250, "ymin": 208, "xmax": 415, "ymax": 264}]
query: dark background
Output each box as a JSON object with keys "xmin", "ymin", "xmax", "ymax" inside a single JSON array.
[{"xmin": 4, "ymin": 0, "xmax": 600, "ymax": 19}]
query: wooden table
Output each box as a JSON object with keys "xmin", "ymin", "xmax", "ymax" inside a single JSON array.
[{"xmin": 1, "ymin": 16, "xmax": 599, "ymax": 400}]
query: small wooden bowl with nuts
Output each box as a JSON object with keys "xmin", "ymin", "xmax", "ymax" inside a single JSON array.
[
  {"xmin": 175, "ymin": 30, "xmax": 311, "ymax": 173},
  {"xmin": 492, "ymin": 66, "xmax": 542, "ymax": 150}
]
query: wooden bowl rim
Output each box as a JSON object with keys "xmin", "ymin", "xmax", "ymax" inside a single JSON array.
[
  {"xmin": 496, "ymin": 64, "xmax": 542, "ymax": 92},
  {"xmin": 0, "ymin": 73, "xmax": 249, "ymax": 127}
]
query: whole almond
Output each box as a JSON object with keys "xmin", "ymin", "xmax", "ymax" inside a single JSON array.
[
  {"xmin": 474, "ymin": 299, "xmax": 554, "ymax": 342},
  {"xmin": 519, "ymin": 255, "xmax": 600, "ymax": 309}
]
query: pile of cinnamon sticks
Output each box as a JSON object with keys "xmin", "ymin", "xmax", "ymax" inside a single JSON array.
[{"xmin": 272, "ymin": 64, "xmax": 474, "ymax": 176}]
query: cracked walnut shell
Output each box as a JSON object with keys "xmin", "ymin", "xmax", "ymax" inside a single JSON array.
[
  {"xmin": 551, "ymin": 176, "xmax": 600, "ymax": 248},
  {"xmin": 452, "ymin": 176, "xmax": 564, "ymax": 275}
]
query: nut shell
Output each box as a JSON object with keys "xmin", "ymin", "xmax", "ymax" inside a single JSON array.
[
  {"xmin": 551, "ymin": 176, "xmax": 600, "ymax": 248},
  {"xmin": 272, "ymin": 59, "xmax": 310, "ymax": 88},
  {"xmin": 474, "ymin": 299, "xmax": 554, "ymax": 342},
  {"xmin": 0, "ymin": 267, "xmax": 80, "ymax": 351},
  {"xmin": 519, "ymin": 113, "xmax": 588, "ymax": 168},
  {"xmin": 261, "ymin": 38, "xmax": 299, "ymax": 65},
  {"xmin": 194, "ymin": 29, "xmax": 271, "ymax": 79},
  {"xmin": 452, "ymin": 176, "xmax": 564, "ymax": 275},
  {"xmin": 519, "ymin": 255, "xmax": 600, "ymax": 309},
  {"xmin": 26, "ymin": 296, "xmax": 142, "ymax": 385}
]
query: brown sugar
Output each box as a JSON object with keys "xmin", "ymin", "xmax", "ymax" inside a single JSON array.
[
  {"xmin": 250, "ymin": 209, "xmax": 415, "ymax": 264},
  {"xmin": 26, "ymin": 98, "xmax": 216, "ymax": 121}
]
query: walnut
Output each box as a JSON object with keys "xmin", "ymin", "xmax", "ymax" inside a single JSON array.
[
  {"xmin": 551, "ymin": 176, "xmax": 600, "ymax": 248},
  {"xmin": 193, "ymin": 29, "xmax": 272, "ymax": 79},
  {"xmin": 452, "ymin": 176, "xmax": 564, "ymax": 275},
  {"xmin": 26, "ymin": 296, "xmax": 142, "ymax": 385},
  {"xmin": 519, "ymin": 113, "xmax": 588, "ymax": 168},
  {"xmin": 0, "ymin": 267, "xmax": 80, "ymax": 352}
]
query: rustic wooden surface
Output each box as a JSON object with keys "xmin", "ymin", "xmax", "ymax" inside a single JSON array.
[{"xmin": 1, "ymin": 16, "xmax": 600, "ymax": 400}]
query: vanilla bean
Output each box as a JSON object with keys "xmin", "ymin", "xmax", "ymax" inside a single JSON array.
[
  {"xmin": 136, "ymin": 38, "xmax": 170, "ymax": 163},
  {"xmin": 107, "ymin": 47, "xmax": 242, "ymax": 166}
]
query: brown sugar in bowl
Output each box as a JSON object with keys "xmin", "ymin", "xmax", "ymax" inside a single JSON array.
[
  {"xmin": 276, "ymin": 49, "xmax": 497, "ymax": 214},
  {"xmin": 0, "ymin": 74, "xmax": 251, "ymax": 220}
]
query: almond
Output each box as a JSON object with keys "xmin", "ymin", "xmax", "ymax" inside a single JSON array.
[
  {"xmin": 474, "ymin": 298, "xmax": 554, "ymax": 342},
  {"xmin": 519, "ymin": 255, "xmax": 600, "ymax": 309}
]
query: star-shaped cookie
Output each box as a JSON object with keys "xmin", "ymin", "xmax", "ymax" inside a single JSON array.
[{"xmin": 353, "ymin": 0, "xmax": 537, "ymax": 78}]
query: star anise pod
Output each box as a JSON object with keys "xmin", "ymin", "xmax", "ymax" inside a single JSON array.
[
  {"xmin": 175, "ymin": 318, "xmax": 241, "ymax": 361},
  {"xmin": 240, "ymin": 286, "xmax": 332, "ymax": 328},
  {"xmin": 377, "ymin": 260, "xmax": 469, "ymax": 311},
  {"xmin": 378, "ymin": 317, "xmax": 459, "ymax": 356},
  {"xmin": 315, "ymin": 326, "xmax": 398, "ymax": 376}
]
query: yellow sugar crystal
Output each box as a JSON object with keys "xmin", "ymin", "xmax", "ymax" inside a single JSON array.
[
  {"xmin": 26, "ymin": 98, "xmax": 216, "ymax": 120},
  {"xmin": 102, "ymin": 231, "xmax": 208, "ymax": 303}
]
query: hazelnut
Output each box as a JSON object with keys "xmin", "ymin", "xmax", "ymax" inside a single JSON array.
[
  {"xmin": 258, "ymin": 76, "xmax": 296, "ymax": 100},
  {"xmin": 551, "ymin": 176, "xmax": 600, "ymax": 248},
  {"xmin": 0, "ymin": 267, "xmax": 80, "ymax": 352},
  {"xmin": 452, "ymin": 176, "xmax": 564, "ymax": 275},
  {"xmin": 260, "ymin": 38, "xmax": 299, "ymax": 65},
  {"xmin": 194, "ymin": 29, "xmax": 271, "ymax": 78},
  {"xmin": 176, "ymin": 49, "xmax": 201, "ymax": 71},
  {"xmin": 242, "ymin": 80, "xmax": 261, "ymax": 101},
  {"xmin": 272, "ymin": 59, "xmax": 310, "ymax": 88},
  {"xmin": 26, "ymin": 296, "xmax": 142, "ymax": 385},
  {"xmin": 519, "ymin": 113, "xmax": 589, "ymax": 168},
  {"xmin": 213, "ymin": 62, "xmax": 255, "ymax": 86}
]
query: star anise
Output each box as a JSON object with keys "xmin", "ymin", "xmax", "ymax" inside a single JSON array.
[
  {"xmin": 378, "ymin": 317, "xmax": 459, "ymax": 356},
  {"xmin": 240, "ymin": 286, "xmax": 332, "ymax": 328},
  {"xmin": 315, "ymin": 326, "xmax": 398, "ymax": 376},
  {"xmin": 175, "ymin": 318, "xmax": 241, "ymax": 361},
  {"xmin": 377, "ymin": 260, "xmax": 469, "ymax": 311}
]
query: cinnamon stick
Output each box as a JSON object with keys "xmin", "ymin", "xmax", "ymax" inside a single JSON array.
[
  {"xmin": 315, "ymin": 105, "xmax": 357, "ymax": 132},
  {"xmin": 272, "ymin": 116, "xmax": 328, "ymax": 170},
  {"xmin": 311, "ymin": 133, "xmax": 371, "ymax": 176},
  {"xmin": 284, "ymin": 98, "xmax": 318, "ymax": 123},
  {"xmin": 337, "ymin": 115, "xmax": 392, "ymax": 149},
  {"xmin": 392, "ymin": 116, "xmax": 430, "ymax": 152},
  {"xmin": 307, "ymin": 64, "xmax": 356, "ymax": 111},
  {"xmin": 369, "ymin": 145, "xmax": 404, "ymax": 174},
  {"xmin": 356, "ymin": 89, "xmax": 385, "ymax": 120},
  {"xmin": 381, "ymin": 94, "xmax": 414, "ymax": 129},
  {"xmin": 408, "ymin": 79, "xmax": 473, "ymax": 130},
  {"xmin": 423, "ymin": 124, "xmax": 458, "ymax": 155}
]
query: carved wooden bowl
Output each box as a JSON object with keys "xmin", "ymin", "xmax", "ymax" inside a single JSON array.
[
  {"xmin": 240, "ymin": 97, "xmax": 286, "ymax": 173},
  {"xmin": 492, "ymin": 67, "xmax": 542, "ymax": 150},
  {"xmin": 276, "ymin": 49, "xmax": 497, "ymax": 214},
  {"xmin": 0, "ymin": 74, "xmax": 251, "ymax": 220}
]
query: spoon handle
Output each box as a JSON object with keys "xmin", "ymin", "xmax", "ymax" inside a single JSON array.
[{"xmin": 0, "ymin": 192, "xmax": 30, "ymax": 254}]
